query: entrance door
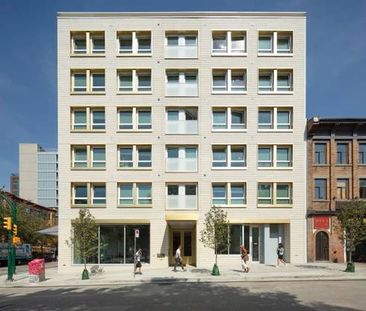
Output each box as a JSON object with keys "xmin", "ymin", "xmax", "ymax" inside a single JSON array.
[
  {"xmin": 316, "ymin": 231, "xmax": 329, "ymax": 261},
  {"xmin": 170, "ymin": 229, "xmax": 195, "ymax": 266},
  {"xmin": 250, "ymin": 226, "xmax": 260, "ymax": 262}
]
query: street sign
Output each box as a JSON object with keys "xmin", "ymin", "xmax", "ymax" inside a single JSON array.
[{"xmin": 135, "ymin": 229, "xmax": 140, "ymax": 238}]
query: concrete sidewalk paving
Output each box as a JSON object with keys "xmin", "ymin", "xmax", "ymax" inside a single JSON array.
[{"xmin": 1, "ymin": 262, "xmax": 366, "ymax": 288}]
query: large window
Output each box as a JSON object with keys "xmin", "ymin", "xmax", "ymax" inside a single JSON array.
[
  {"xmin": 218, "ymin": 224, "xmax": 250, "ymax": 255},
  {"xmin": 258, "ymin": 69, "xmax": 293, "ymax": 93},
  {"xmin": 336, "ymin": 179, "xmax": 349, "ymax": 200},
  {"xmin": 212, "ymin": 69, "xmax": 247, "ymax": 93},
  {"xmin": 212, "ymin": 107, "xmax": 246, "ymax": 130},
  {"xmin": 314, "ymin": 179, "xmax": 327, "ymax": 200},
  {"xmin": 258, "ymin": 107, "xmax": 293, "ymax": 130},
  {"xmin": 314, "ymin": 143, "xmax": 327, "ymax": 164},
  {"xmin": 258, "ymin": 145, "xmax": 292, "ymax": 168},
  {"xmin": 166, "ymin": 146, "xmax": 198, "ymax": 172},
  {"xmin": 118, "ymin": 183, "xmax": 152, "ymax": 206},
  {"xmin": 165, "ymin": 32, "xmax": 198, "ymax": 58},
  {"xmin": 336, "ymin": 142, "xmax": 349, "ymax": 164},
  {"xmin": 118, "ymin": 69, "xmax": 151, "ymax": 93},
  {"xmin": 257, "ymin": 183, "xmax": 292, "ymax": 206},
  {"xmin": 212, "ymin": 31, "xmax": 246, "ymax": 54},
  {"xmin": 71, "ymin": 70, "xmax": 105, "ymax": 93},
  {"xmin": 74, "ymin": 224, "xmax": 150, "ymax": 264},
  {"xmin": 258, "ymin": 31, "xmax": 292, "ymax": 54},
  {"xmin": 212, "ymin": 145, "xmax": 246, "ymax": 168},
  {"xmin": 71, "ymin": 31, "xmax": 105, "ymax": 55},
  {"xmin": 212, "ymin": 183, "xmax": 246, "ymax": 206},
  {"xmin": 118, "ymin": 108, "xmax": 152, "ymax": 131},
  {"xmin": 71, "ymin": 108, "xmax": 106, "ymax": 131},
  {"xmin": 118, "ymin": 145, "xmax": 152, "ymax": 169},
  {"xmin": 118, "ymin": 31, "xmax": 151, "ymax": 55},
  {"xmin": 72, "ymin": 183, "xmax": 106, "ymax": 206},
  {"xmin": 71, "ymin": 145, "xmax": 106, "ymax": 169}
]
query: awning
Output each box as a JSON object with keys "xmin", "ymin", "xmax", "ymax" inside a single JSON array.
[
  {"xmin": 165, "ymin": 212, "xmax": 199, "ymax": 221},
  {"xmin": 37, "ymin": 225, "xmax": 58, "ymax": 236}
]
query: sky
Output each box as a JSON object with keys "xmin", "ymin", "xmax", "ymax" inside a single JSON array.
[{"xmin": 0, "ymin": 0, "xmax": 366, "ymax": 190}]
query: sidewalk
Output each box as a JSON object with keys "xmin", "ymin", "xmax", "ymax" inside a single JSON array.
[{"xmin": 2, "ymin": 262, "xmax": 366, "ymax": 288}]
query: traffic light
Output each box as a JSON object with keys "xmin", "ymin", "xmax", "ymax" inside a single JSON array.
[
  {"xmin": 12, "ymin": 236, "xmax": 21, "ymax": 245},
  {"xmin": 2, "ymin": 217, "xmax": 12, "ymax": 230},
  {"xmin": 12, "ymin": 224, "xmax": 17, "ymax": 236}
]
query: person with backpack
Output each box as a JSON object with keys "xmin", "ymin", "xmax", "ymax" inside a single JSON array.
[
  {"xmin": 276, "ymin": 243, "xmax": 286, "ymax": 267},
  {"xmin": 240, "ymin": 244, "xmax": 250, "ymax": 273}
]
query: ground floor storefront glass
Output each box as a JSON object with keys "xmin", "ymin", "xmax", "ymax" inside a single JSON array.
[{"xmin": 73, "ymin": 224, "xmax": 150, "ymax": 264}]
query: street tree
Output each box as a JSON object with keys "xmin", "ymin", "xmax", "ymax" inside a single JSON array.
[
  {"xmin": 67, "ymin": 208, "xmax": 98, "ymax": 279},
  {"xmin": 336, "ymin": 200, "xmax": 366, "ymax": 271},
  {"xmin": 200, "ymin": 206, "xmax": 229, "ymax": 275}
]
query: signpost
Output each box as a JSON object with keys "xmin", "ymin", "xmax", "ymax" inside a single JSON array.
[{"xmin": 133, "ymin": 228, "xmax": 139, "ymax": 278}]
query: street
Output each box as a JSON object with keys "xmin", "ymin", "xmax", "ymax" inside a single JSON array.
[{"xmin": 0, "ymin": 280, "xmax": 365, "ymax": 311}]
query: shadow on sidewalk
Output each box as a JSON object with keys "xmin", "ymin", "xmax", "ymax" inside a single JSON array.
[{"xmin": 0, "ymin": 281, "xmax": 362, "ymax": 311}]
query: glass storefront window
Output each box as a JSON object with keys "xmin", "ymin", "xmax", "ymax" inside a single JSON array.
[{"xmin": 100, "ymin": 226, "xmax": 125, "ymax": 264}]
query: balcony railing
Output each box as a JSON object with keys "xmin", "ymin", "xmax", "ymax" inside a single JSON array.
[
  {"xmin": 166, "ymin": 195, "xmax": 197, "ymax": 210},
  {"xmin": 166, "ymin": 83, "xmax": 198, "ymax": 97},
  {"xmin": 165, "ymin": 46, "xmax": 197, "ymax": 58},
  {"xmin": 166, "ymin": 120, "xmax": 198, "ymax": 134},
  {"xmin": 166, "ymin": 158, "xmax": 197, "ymax": 172}
]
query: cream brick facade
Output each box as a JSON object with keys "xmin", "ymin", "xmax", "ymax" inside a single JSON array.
[{"xmin": 57, "ymin": 12, "xmax": 306, "ymax": 272}]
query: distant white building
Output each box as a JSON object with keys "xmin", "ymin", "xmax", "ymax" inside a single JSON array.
[
  {"xmin": 19, "ymin": 143, "xmax": 58, "ymax": 208},
  {"xmin": 57, "ymin": 11, "xmax": 306, "ymax": 272}
]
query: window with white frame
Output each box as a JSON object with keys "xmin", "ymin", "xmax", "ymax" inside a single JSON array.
[
  {"xmin": 166, "ymin": 184, "xmax": 197, "ymax": 210},
  {"xmin": 71, "ymin": 107, "xmax": 105, "ymax": 131},
  {"xmin": 258, "ymin": 69, "xmax": 293, "ymax": 93},
  {"xmin": 71, "ymin": 70, "xmax": 105, "ymax": 93},
  {"xmin": 118, "ymin": 31, "xmax": 151, "ymax": 55},
  {"xmin": 118, "ymin": 183, "xmax": 152, "ymax": 206},
  {"xmin": 118, "ymin": 145, "xmax": 152, "ymax": 169},
  {"xmin": 71, "ymin": 145, "xmax": 106, "ymax": 169},
  {"xmin": 165, "ymin": 70, "xmax": 198, "ymax": 96},
  {"xmin": 212, "ymin": 107, "xmax": 246, "ymax": 130},
  {"xmin": 118, "ymin": 107, "xmax": 152, "ymax": 131},
  {"xmin": 212, "ymin": 31, "xmax": 246, "ymax": 54},
  {"xmin": 258, "ymin": 145, "xmax": 292, "ymax": 168},
  {"xmin": 118, "ymin": 69, "xmax": 151, "ymax": 93},
  {"xmin": 166, "ymin": 146, "xmax": 198, "ymax": 172},
  {"xmin": 257, "ymin": 182, "xmax": 292, "ymax": 206},
  {"xmin": 72, "ymin": 183, "xmax": 106, "ymax": 206},
  {"xmin": 258, "ymin": 107, "xmax": 293, "ymax": 130},
  {"xmin": 212, "ymin": 183, "xmax": 246, "ymax": 206},
  {"xmin": 258, "ymin": 31, "xmax": 292, "ymax": 54},
  {"xmin": 212, "ymin": 145, "xmax": 246, "ymax": 168},
  {"xmin": 212, "ymin": 69, "xmax": 246, "ymax": 93},
  {"xmin": 165, "ymin": 32, "xmax": 198, "ymax": 58},
  {"xmin": 71, "ymin": 31, "xmax": 105, "ymax": 55}
]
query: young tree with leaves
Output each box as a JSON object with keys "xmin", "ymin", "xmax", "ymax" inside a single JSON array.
[
  {"xmin": 68, "ymin": 208, "xmax": 98, "ymax": 279},
  {"xmin": 200, "ymin": 206, "xmax": 229, "ymax": 275},
  {"xmin": 336, "ymin": 200, "xmax": 366, "ymax": 270}
]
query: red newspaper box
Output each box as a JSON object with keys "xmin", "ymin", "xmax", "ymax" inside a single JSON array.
[{"xmin": 28, "ymin": 258, "xmax": 46, "ymax": 282}]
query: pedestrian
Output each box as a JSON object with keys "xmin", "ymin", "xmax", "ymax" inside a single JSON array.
[
  {"xmin": 173, "ymin": 245, "xmax": 186, "ymax": 272},
  {"xmin": 276, "ymin": 243, "xmax": 286, "ymax": 267},
  {"xmin": 240, "ymin": 244, "xmax": 250, "ymax": 273},
  {"xmin": 134, "ymin": 248, "xmax": 143, "ymax": 274}
]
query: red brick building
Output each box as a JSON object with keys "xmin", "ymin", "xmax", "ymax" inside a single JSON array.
[{"xmin": 307, "ymin": 118, "xmax": 366, "ymax": 262}]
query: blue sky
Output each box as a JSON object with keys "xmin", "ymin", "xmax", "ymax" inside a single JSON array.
[{"xmin": 0, "ymin": 0, "xmax": 366, "ymax": 190}]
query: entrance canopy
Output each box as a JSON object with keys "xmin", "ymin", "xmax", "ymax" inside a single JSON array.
[{"xmin": 37, "ymin": 225, "xmax": 58, "ymax": 236}]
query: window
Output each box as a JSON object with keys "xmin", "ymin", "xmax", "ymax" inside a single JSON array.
[
  {"xmin": 336, "ymin": 142, "xmax": 349, "ymax": 164},
  {"xmin": 166, "ymin": 108, "xmax": 198, "ymax": 134},
  {"xmin": 336, "ymin": 179, "xmax": 349, "ymax": 200},
  {"xmin": 212, "ymin": 69, "xmax": 246, "ymax": 93},
  {"xmin": 118, "ymin": 145, "xmax": 152, "ymax": 169},
  {"xmin": 118, "ymin": 69, "xmax": 151, "ymax": 93},
  {"xmin": 212, "ymin": 145, "xmax": 246, "ymax": 168},
  {"xmin": 258, "ymin": 108, "xmax": 293, "ymax": 130},
  {"xmin": 166, "ymin": 146, "xmax": 198, "ymax": 172},
  {"xmin": 314, "ymin": 143, "xmax": 327, "ymax": 164},
  {"xmin": 258, "ymin": 147, "xmax": 272, "ymax": 167},
  {"xmin": 359, "ymin": 143, "xmax": 366, "ymax": 164},
  {"xmin": 71, "ymin": 31, "xmax": 105, "ymax": 55},
  {"xmin": 166, "ymin": 184, "xmax": 198, "ymax": 210},
  {"xmin": 359, "ymin": 179, "xmax": 366, "ymax": 199},
  {"xmin": 258, "ymin": 182, "xmax": 292, "ymax": 206},
  {"xmin": 277, "ymin": 146, "xmax": 292, "ymax": 167},
  {"xmin": 258, "ymin": 69, "xmax": 293, "ymax": 93},
  {"xmin": 72, "ymin": 183, "xmax": 106, "ymax": 206},
  {"xmin": 71, "ymin": 108, "xmax": 105, "ymax": 131},
  {"xmin": 258, "ymin": 31, "xmax": 293, "ymax": 54},
  {"xmin": 212, "ymin": 31, "xmax": 246, "ymax": 54},
  {"xmin": 71, "ymin": 70, "xmax": 105, "ymax": 93},
  {"xmin": 118, "ymin": 108, "xmax": 152, "ymax": 131},
  {"xmin": 165, "ymin": 70, "xmax": 198, "ymax": 96},
  {"xmin": 212, "ymin": 183, "xmax": 246, "ymax": 206},
  {"xmin": 71, "ymin": 145, "xmax": 106, "ymax": 169},
  {"xmin": 314, "ymin": 179, "xmax": 327, "ymax": 200},
  {"xmin": 118, "ymin": 183, "xmax": 152, "ymax": 206},
  {"xmin": 118, "ymin": 31, "xmax": 151, "ymax": 55},
  {"xmin": 165, "ymin": 33, "xmax": 198, "ymax": 58}
]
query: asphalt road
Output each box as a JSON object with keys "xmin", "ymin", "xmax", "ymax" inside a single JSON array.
[{"xmin": 0, "ymin": 280, "xmax": 365, "ymax": 311}]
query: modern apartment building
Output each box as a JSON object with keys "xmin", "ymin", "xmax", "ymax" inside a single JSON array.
[
  {"xmin": 9, "ymin": 173, "xmax": 19, "ymax": 196},
  {"xmin": 307, "ymin": 118, "xmax": 366, "ymax": 263},
  {"xmin": 19, "ymin": 144, "xmax": 58, "ymax": 208},
  {"xmin": 57, "ymin": 12, "xmax": 306, "ymax": 271}
]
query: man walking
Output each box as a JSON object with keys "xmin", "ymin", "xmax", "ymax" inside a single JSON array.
[{"xmin": 173, "ymin": 245, "xmax": 186, "ymax": 272}]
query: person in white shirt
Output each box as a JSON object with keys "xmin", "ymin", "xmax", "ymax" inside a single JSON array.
[
  {"xmin": 134, "ymin": 248, "xmax": 142, "ymax": 274},
  {"xmin": 173, "ymin": 245, "xmax": 186, "ymax": 272}
]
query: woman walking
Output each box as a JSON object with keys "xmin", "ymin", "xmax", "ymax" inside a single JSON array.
[
  {"xmin": 240, "ymin": 244, "xmax": 250, "ymax": 273},
  {"xmin": 276, "ymin": 243, "xmax": 286, "ymax": 267}
]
